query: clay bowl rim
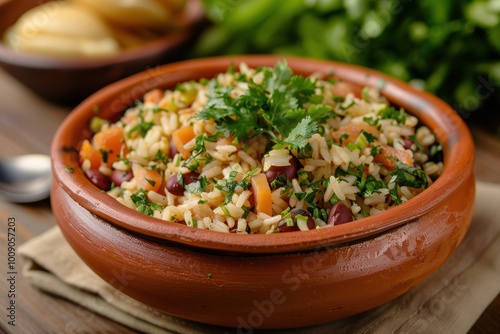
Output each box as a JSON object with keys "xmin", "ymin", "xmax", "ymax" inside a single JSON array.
[
  {"xmin": 0, "ymin": 0, "xmax": 204, "ymax": 69},
  {"xmin": 51, "ymin": 55, "xmax": 474, "ymax": 254}
]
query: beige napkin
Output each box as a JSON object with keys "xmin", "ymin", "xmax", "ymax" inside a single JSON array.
[{"xmin": 19, "ymin": 181, "xmax": 500, "ymax": 334}]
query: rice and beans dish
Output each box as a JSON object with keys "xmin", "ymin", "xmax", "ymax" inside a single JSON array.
[{"xmin": 79, "ymin": 61, "xmax": 443, "ymax": 234}]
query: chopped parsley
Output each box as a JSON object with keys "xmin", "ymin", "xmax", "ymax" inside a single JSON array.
[
  {"xmin": 389, "ymin": 161, "xmax": 429, "ymax": 189},
  {"xmin": 408, "ymin": 135, "xmax": 424, "ymax": 151},
  {"xmin": 197, "ymin": 61, "xmax": 329, "ymax": 151},
  {"xmin": 215, "ymin": 168, "xmax": 258, "ymax": 204},
  {"xmin": 430, "ymin": 144, "xmax": 443, "ymax": 157},
  {"xmin": 130, "ymin": 189, "xmax": 162, "ymax": 216},
  {"xmin": 127, "ymin": 107, "xmax": 155, "ymax": 138},
  {"xmin": 99, "ymin": 149, "xmax": 109, "ymax": 164},
  {"xmin": 379, "ymin": 106, "xmax": 407, "ymax": 124},
  {"xmin": 185, "ymin": 175, "xmax": 210, "ymax": 194}
]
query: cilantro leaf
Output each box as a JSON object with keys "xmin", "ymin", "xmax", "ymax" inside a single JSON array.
[
  {"xmin": 389, "ymin": 161, "xmax": 429, "ymax": 189},
  {"xmin": 379, "ymin": 106, "xmax": 407, "ymax": 124},
  {"xmin": 185, "ymin": 176, "xmax": 210, "ymax": 194},
  {"xmin": 215, "ymin": 168, "xmax": 258, "ymax": 204},
  {"xmin": 274, "ymin": 116, "xmax": 317, "ymax": 149},
  {"xmin": 197, "ymin": 61, "xmax": 321, "ymax": 145},
  {"xmin": 130, "ymin": 189, "xmax": 162, "ymax": 216}
]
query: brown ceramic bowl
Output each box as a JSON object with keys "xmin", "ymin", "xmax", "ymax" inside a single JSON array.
[
  {"xmin": 0, "ymin": 0, "xmax": 205, "ymax": 105},
  {"xmin": 50, "ymin": 55, "xmax": 475, "ymax": 329}
]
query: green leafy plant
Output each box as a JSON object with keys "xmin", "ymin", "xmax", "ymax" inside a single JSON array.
[{"xmin": 196, "ymin": 0, "xmax": 500, "ymax": 120}]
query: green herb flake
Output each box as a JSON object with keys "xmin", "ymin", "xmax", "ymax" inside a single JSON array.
[
  {"xmin": 65, "ymin": 167, "xmax": 74, "ymax": 173},
  {"xmin": 186, "ymin": 176, "xmax": 210, "ymax": 194},
  {"xmin": 99, "ymin": 149, "xmax": 109, "ymax": 164},
  {"xmin": 130, "ymin": 189, "xmax": 162, "ymax": 216},
  {"xmin": 145, "ymin": 178, "xmax": 156, "ymax": 187},
  {"xmin": 430, "ymin": 144, "xmax": 443, "ymax": 157},
  {"xmin": 389, "ymin": 161, "xmax": 429, "ymax": 189},
  {"xmin": 89, "ymin": 116, "xmax": 108, "ymax": 133},
  {"xmin": 409, "ymin": 135, "xmax": 424, "ymax": 151},
  {"xmin": 379, "ymin": 107, "xmax": 407, "ymax": 124},
  {"xmin": 197, "ymin": 61, "xmax": 321, "ymax": 148}
]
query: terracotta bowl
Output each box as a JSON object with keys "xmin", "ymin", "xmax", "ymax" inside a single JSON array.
[
  {"xmin": 50, "ymin": 55, "xmax": 475, "ymax": 329},
  {"xmin": 0, "ymin": 0, "xmax": 205, "ymax": 105}
]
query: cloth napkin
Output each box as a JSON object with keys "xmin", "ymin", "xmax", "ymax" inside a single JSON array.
[{"xmin": 19, "ymin": 181, "xmax": 500, "ymax": 334}]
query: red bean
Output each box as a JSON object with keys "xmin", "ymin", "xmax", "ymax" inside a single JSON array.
[
  {"xmin": 403, "ymin": 138, "xmax": 414, "ymax": 150},
  {"xmin": 278, "ymin": 208, "xmax": 316, "ymax": 232},
  {"xmin": 166, "ymin": 172, "xmax": 200, "ymax": 196},
  {"xmin": 166, "ymin": 175, "xmax": 184, "ymax": 196},
  {"xmin": 265, "ymin": 156, "xmax": 300, "ymax": 182},
  {"xmin": 183, "ymin": 171, "xmax": 200, "ymax": 185},
  {"xmin": 110, "ymin": 169, "xmax": 133, "ymax": 186},
  {"xmin": 85, "ymin": 169, "xmax": 111, "ymax": 191},
  {"xmin": 327, "ymin": 203, "xmax": 353, "ymax": 226}
]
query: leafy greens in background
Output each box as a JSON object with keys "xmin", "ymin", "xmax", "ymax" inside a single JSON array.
[{"xmin": 195, "ymin": 0, "xmax": 500, "ymax": 122}]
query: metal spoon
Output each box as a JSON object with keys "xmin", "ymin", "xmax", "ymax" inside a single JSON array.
[{"xmin": 0, "ymin": 154, "xmax": 52, "ymax": 203}]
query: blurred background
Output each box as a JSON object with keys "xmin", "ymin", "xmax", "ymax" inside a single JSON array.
[
  {"xmin": 193, "ymin": 0, "xmax": 500, "ymax": 135},
  {"xmin": 1, "ymin": 0, "xmax": 499, "ymax": 135}
]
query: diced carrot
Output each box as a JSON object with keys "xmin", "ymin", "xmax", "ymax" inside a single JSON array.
[
  {"xmin": 331, "ymin": 123, "xmax": 380, "ymax": 144},
  {"xmin": 93, "ymin": 127, "xmax": 128, "ymax": 167},
  {"xmin": 374, "ymin": 145, "xmax": 413, "ymax": 170},
  {"xmin": 132, "ymin": 164, "xmax": 163, "ymax": 193},
  {"xmin": 171, "ymin": 126, "xmax": 195, "ymax": 159},
  {"xmin": 251, "ymin": 173, "xmax": 273, "ymax": 216},
  {"xmin": 79, "ymin": 139, "xmax": 102, "ymax": 169}
]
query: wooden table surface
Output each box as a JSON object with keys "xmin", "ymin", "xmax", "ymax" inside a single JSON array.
[{"xmin": 1, "ymin": 67, "xmax": 499, "ymax": 334}]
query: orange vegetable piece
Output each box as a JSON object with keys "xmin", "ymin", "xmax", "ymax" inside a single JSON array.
[
  {"xmin": 172, "ymin": 126, "xmax": 195, "ymax": 160},
  {"xmin": 331, "ymin": 123, "xmax": 380, "ymax": 144},
  {"xmin": 132, "ymin": 164, "xmax": 163, "ymax": 193},
  {"xmin": 79, "ymin": 139, "xmax": 102, "ymax": 169},
  {"xmin": 251, "ymin": 173, "xmax": 273, "ymax": 216},
  {"xmin": 374, "ymin": 145, "xmax": 413, "ymax": 170},
  {"xmin": 144, "ymin": 89, "xmax": 163, "ymax": 104},
  {"xmin": 93, "ymin": 127, "xmax": 128, "ymax": 167}
]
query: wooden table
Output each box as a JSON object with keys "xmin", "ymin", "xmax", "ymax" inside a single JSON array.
[{"xmin": 1, "ymin": 67, "xmax": 499, "ymax": 333}]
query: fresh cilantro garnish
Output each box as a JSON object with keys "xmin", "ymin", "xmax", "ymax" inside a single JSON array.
[
  {"xmin": 363, "ymin": 116, "xmax": 378, "ymax": 126},
  {"xmin": 347, "ymin": 130, "xmax": 377, "ymax": 152},
  {"xmin": 89, "ymin": 116, "xmax": 108, "ymax": 133},
  {"xmin": 430, "ymin": 144, "xmax": 443, "ymax": 157},
  {"xmin": 185, "ymin": 176, "xmax": 210, "ymax": 194},
  {"xmin": 389, "ymin": 184, "xmax": 403, "ymax": 205},
  {"xmin": 297, "ymin": 142, "xmax": 313, "ymax": 158},
  {"xmin": 338, "ymin": 101, "xmax": 356, "ymax": 111},
  {"xmin": 269, "ymin": 174, "xmax": 290, "ymax": 190},
  {"xmin": 154, "ymin": 150, "xmax": 169, "ymax": 164},
  {"xmin": 130, "ymin": 189, "xmax": 162, "ymax": 216},
  {"xmin": 389, "ymin": 161, "xmax": 429, "ymax": 189},
  {"xmin": 99, "ymin": 149, "xmax": 109, "ymax": 164},
  {"xmin": 361, "ymin": 130, "xmax": 377, "ymax": 143},
  {"xmin": 127, "ymin": 118, "xmax": 155, "ymax": 138},
  {"xmin": 362, "ymin": 177, "xmax": 387, "ymax": 197},
  {"xmin": 408, "ymin": 135, "xmax": 424, "ymax": 151},
  {"xmin": 379, "ymin": 106, "xmax": 407, "ymax": 124},
  {"xmin": 145, "ymin": 178, "xmax": 156, "ymax": 187},
  {"xmin": 339, "ymin": 133, "xmax": 349, "ymax": 144},
  {"xmin": 197, "ymin": 61, "xmax": 328, "ymax": 151},
  {"xmin": 181, "ymin": 133, "xmax": 218, "ymax": 171},
  {"xmin": 215, "ymin": 168, "xmax": 258, "ymax": 204},
  {"xmin": 274, "ymin": 116, "xmax": 317, "ymax": 150}
]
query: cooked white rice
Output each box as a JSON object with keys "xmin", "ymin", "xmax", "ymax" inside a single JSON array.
[{"xmin": 80, "ymin": 61, "xmax": 443, "ymax": 234}]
